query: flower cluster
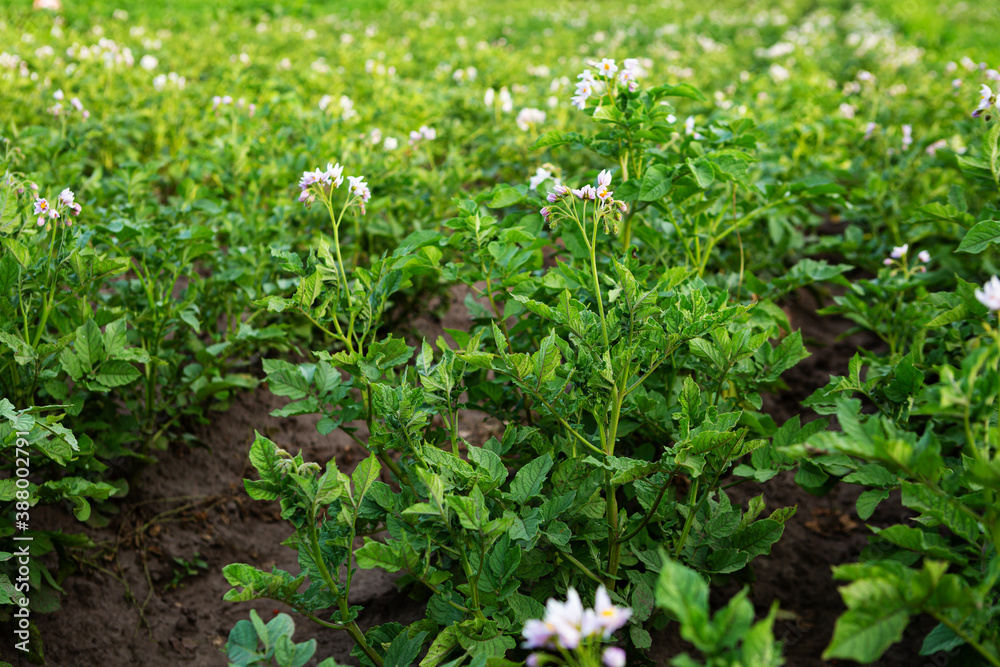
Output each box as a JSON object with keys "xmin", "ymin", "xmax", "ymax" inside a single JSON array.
[
  {"xmin": 33, "ymin": 187, "xmax": 81, "ymax": 227},
  {"xmin": 882, "ymin": 244, "xmax": 930, "ymax": 271},
  {"xmin": 521, "ymin": 587, "xmax": 630, "ymax": 667},
  {"xmin": 366, "ymin": 128, "xmax": 399, "ymax": 150},
  {"xmin": 541, "ymin": 169, "xmax": 627, "ymax": 235},
  {"xmin": 528, "ymin": 165, "xmax": 560, "ymax": 191},
  {"xmin": 409, "ymin": 124, "xmax": 437, "ymax": 144},
  {"xmin": 296, "ymin": 162, "xmax": 370, "ymax": 214},
  {"xmin": 212, "ymin": 95, "xmax": 256, "ymax": 116},
  {"xmin": 516, "ymin": 107, "xmax": 546, "ymax": 131},
  {"xmin": 48, "ymin": 89, "xmax": 90, "ymax": 119},
  {"xmin": 571, "ymin": 57, "xmax": 642, "ymax": 110},
  {"xmin": 152, "ymin": 72, "xmax": 186, "ymax": 91},
  {"xmin": 484, "ymin": 86, "xmax": 513, "ymax": 113},
  {"xmin": 972, "ymin": 84, "xmax": 999, "ymax": 120}
]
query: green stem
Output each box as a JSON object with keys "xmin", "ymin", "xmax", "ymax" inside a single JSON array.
[
  {"xmin": 560, "ymin": 551, "xmax": 605, "ymax": 586},
  {"xmin": 929, "ymin": 611, "xmax": 1000, "ymax": 667},
  {"xmin": 674, "ymin": 479, "xmax": 700, "ymax": 558},
  {"xmin": 617, "ymin": 472, "xmax": 676, "ymax": 544},
  {"xmin": 307, "ymin": 509, "xmax": 383, "ymax": 666},
  {"xmin": 588, "ymin": 207, "xmax": 609, "ymax": 348}
]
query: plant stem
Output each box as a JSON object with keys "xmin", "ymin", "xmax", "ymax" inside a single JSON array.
[
  {"xmin": 930, "ymin": 612, "xmax": 1000, "ymax": 667},
  {"xmin": 307, "ymin": 508, "xmax": 383, "ymax": 666},
  {"xmin": 617, "ymin": 472, "xmax": 676, "ymax": 544}
]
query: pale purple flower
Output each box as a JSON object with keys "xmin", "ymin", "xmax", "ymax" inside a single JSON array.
[
  {"xmin": 976, "ymin": 276, "xmax": 1000, "ymax": 311},
  {"xmin": 33, "ymin": 197, "xmax": 50, "ymax": 216},
  {"xmin": 347, "ymin": 175, "xmax": 371, "ymax": 213},
  {"xmin": 572, "ymin": 185, "xmax": 597, "ymax": 200},
  {"xmin": 926, "ymin": 139, "xmax": 947, "ymax": 156},
  {"xmin": 516, "ymin": 108, "xmax": 546, "ymax": 131},
  {"xmin": 547, "ymin": 184, "xmax": 570, "ymax": 202},
  {"xmin": 973, "ymin": 84, "xmax": 997, "ymax": 118},
  {"xmin": 901, "ymin": 125, "xmax": 913, "ymax": 149},
  {"xmin": 593, "ymin": 586, "xmax": 631, "ymax": 637},
  {"xmin": 597, "ymin": 58, "xmax": 618, "ymax": 78},
  {"xmin": 548, "ymin": 588, "xmax": 586, "ymax": 649},
  {"xmin": 325, "ymin": 162, "xmax": 344, "ymax": 188},
  {"xmin": 918, "ymin": 250, "xmax": 931, "ymax": 263},
  {"xmin": 864, "ymin": 122, "xmax": 877, "ymax": 140},
  {"xmin": 529, "ymin": 167, "xmax": 552, "ymax": 191},
  {"xmin": 597, "ymin": 170, "xmax": 612, "ymax": 189},
  {"xmin": 58, "ymin": 188, "xmax": 74, "ymax": 207},
  {"xmin": 890, "ymin": 244, "xmax": 908, "ymax": 259},
  {"xmin": 602, "ymin": 647, "xmax": 627, "ymax": 667},
  {"xmin": 522, "ymin": 619, "xmax": 556, "ymax": 650}
]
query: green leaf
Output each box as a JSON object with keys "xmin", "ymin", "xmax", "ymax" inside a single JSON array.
[
  {"xmin": 468, "ymin": 446, "xmax": 507, "ymax": 492},
  {"xmin": 0, "ymin": 331, "xmax": 35, "ymax": 365},
  {"xmin": 687, "ymin": 158, "xmax": 715, "ymax": 189},
  {"xmin": 0, "ymin": 237, "xmax": 30, "ymax": 267},
  {"xmin": 447, "ymin": 486, "xmax": 489, "ymax": 531},
  {"xmin": 901, "ymin": 482, "xmax": 981, "ymax": 544},
  {"xmin": 956, "ymin": 220, "xmax": 1000, "ymax": 254},
  {"xmin": 920, "ymin": 623, "xmax": 965, "ymax": 656},
  {"xmin": 507, "ymin": 454, "xmax": 553, "ymax": 505},
  {"xmin": 263, "ymin": 359, "xmax": 312, "ymax": 400},
  {"xmin": 95, "ymin": 359, "xmax": 141, "ymax": 387},
  {"xmin": 655, "ymin": 554, "xmax": 709, "ymax": 629},
  {"xmin": 76, "ymin": 319, "xmax": 105, "ymax": 372},
  {"xmin": 823, "ymin": 581, "xmax": 910, "ymax": 662},
  {"xmin": 871, "ymin": 525, "xmax": 968, "ymax": 564},
  {"xmin": 355, "ymin": 541, "xmax": 409, "ymax": 573},
  {"xmin": 488, "ymin": 186, "xmax": 526, "ymax": 208},
  {"xmin": 725, "ymin": 519, "xmax": 783, "ymax": 557},
  {"xmin": 0, "ymin": 254, "xmax": 19, "ymax": 296},
  {"xmin": 856, "ymin": 488, "xmax": 889, "ymax": 521},
  {"xmin": 350, "ymin": 454, "xmax": 381, "ymax": 505},
  {"xmin": 638, "ymin": 164, "xmax": 673, "ymax": 202},
  {"xmin": 531, "ymin": 330, "xmax": 561, "ymax": 387},
  {"xmin": 592, "ymin": 105, "xmax": 625, "ymax": 123},
  {"xmin": 531, "ymin": 131, "xmax": 583, "ymax": 150},
  {"xmin": 295, "ymin": 268, "xmax": 323, "ymax": 309},
  {"xmin": 383, "ymin": 630, "xmax": 427, "ymax": 667},
  {"xmin": 649, "ymin": 82, "xmax": 707, "ymax": 102},
  {"xmin": 420, "ymin": 626, "xmax": 459, "ymax": 667}
]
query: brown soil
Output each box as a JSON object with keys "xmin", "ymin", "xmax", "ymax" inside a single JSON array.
[{"xmin": 2, "ymin": 288, "xmax": 937, "ymax": 667}]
